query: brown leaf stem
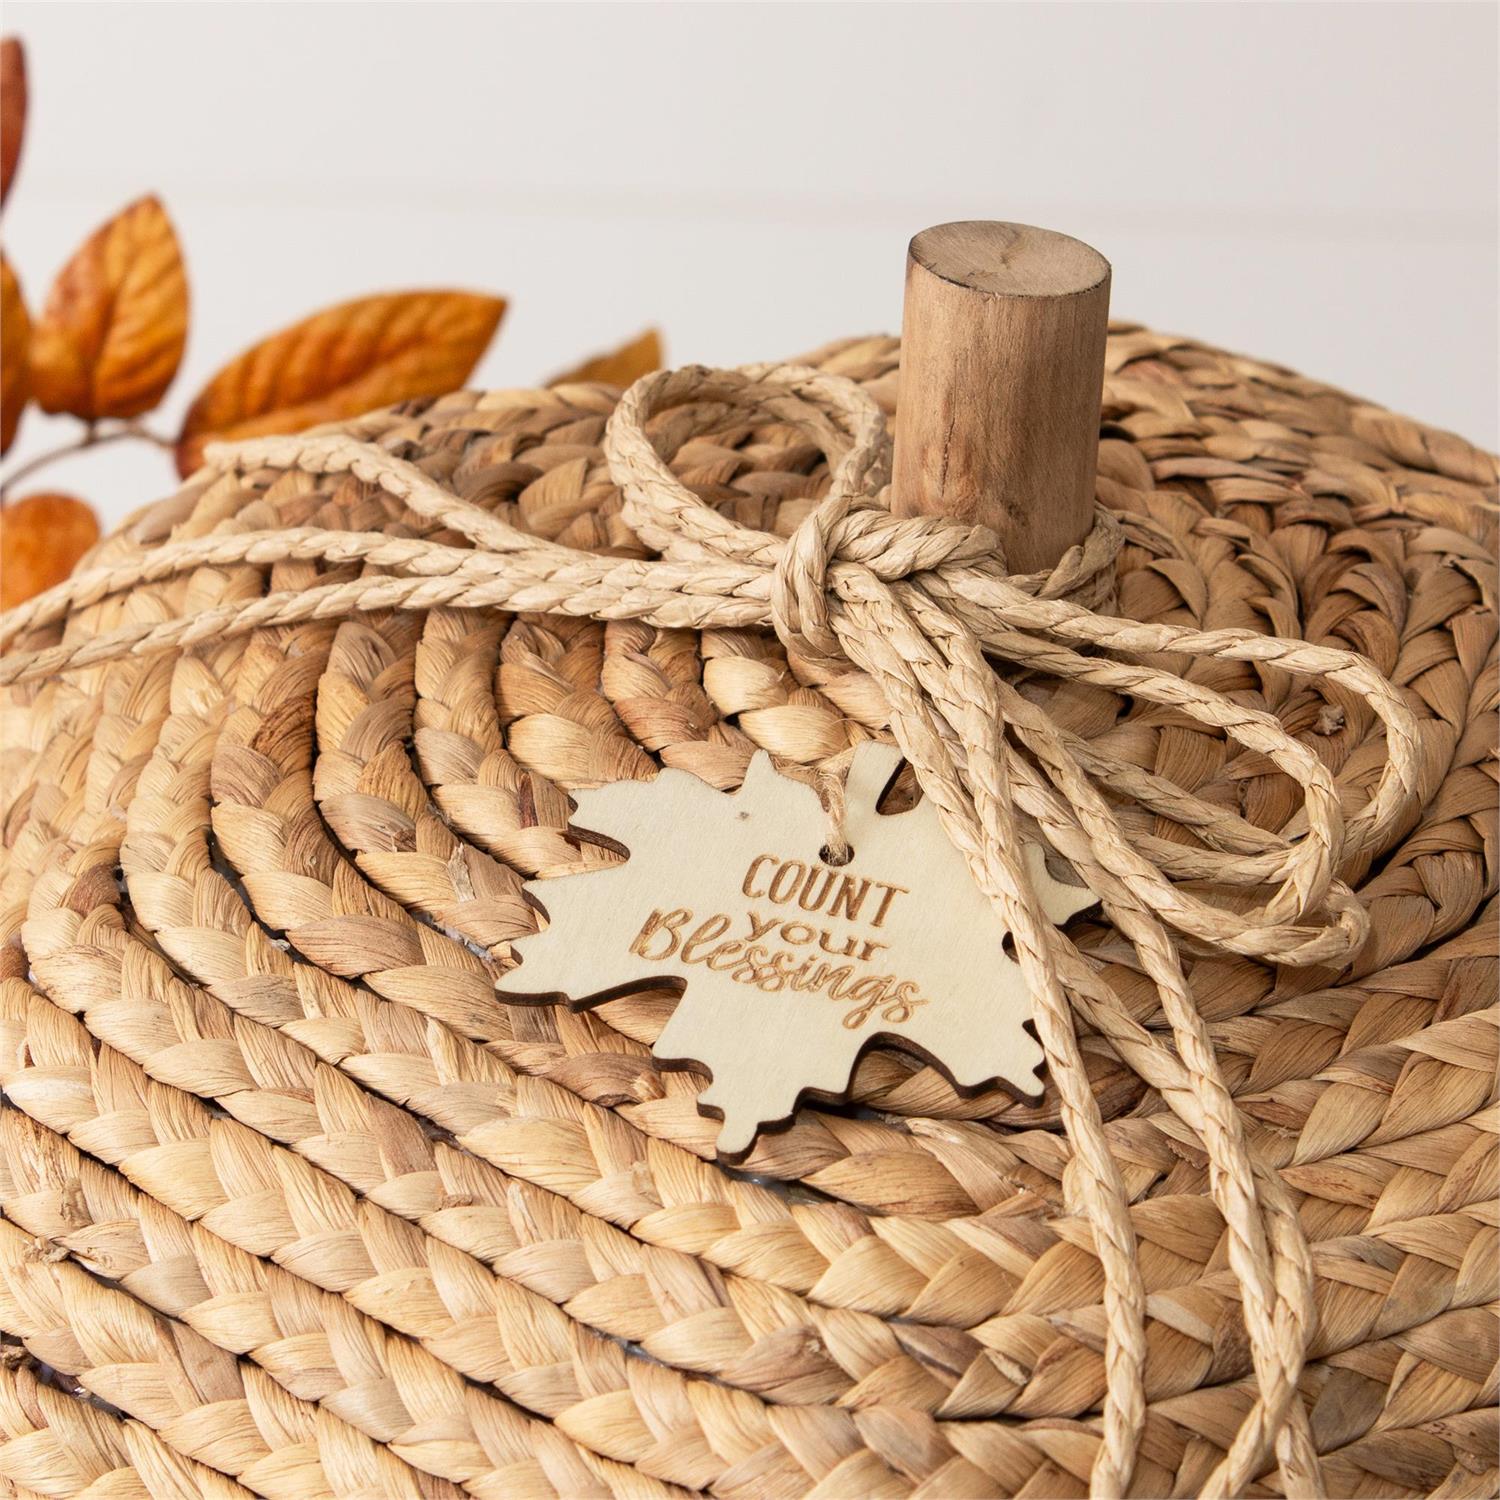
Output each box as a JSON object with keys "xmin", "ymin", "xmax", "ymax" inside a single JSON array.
[{"xmin": 0, "ymin": 418, "xmax": 171, "ymax": 502}]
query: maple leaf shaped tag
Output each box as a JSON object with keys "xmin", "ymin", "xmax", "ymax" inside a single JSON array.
[{"xmin": 497, "ymin": 743, "xmax": 1097, "ymax": 1157}]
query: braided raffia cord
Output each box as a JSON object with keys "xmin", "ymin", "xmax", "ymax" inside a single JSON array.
[
  {"xmin": 1, "ymin": 332, "xmax": 1495, "ymax": 1499},
  {"xmin": 0, "ymin": 1356, "xmax": 260, "ymax": 1500}
]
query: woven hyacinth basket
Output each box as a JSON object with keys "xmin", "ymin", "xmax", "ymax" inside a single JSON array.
[{"xmin": 0, "ymin": 318, "xmax": 1496, "ymax": 1500}]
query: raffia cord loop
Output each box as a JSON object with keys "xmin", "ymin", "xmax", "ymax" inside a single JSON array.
[{"xmin": 0, "ymin": 359, "xmax": 1430, "ymax": 1498}]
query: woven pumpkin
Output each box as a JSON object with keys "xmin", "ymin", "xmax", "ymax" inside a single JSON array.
[{"xmin": 0, "ymin": 323, "xmax": 1495, "ymax": 1500}]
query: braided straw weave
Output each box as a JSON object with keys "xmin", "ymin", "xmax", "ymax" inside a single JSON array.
[{"xmin": 0, "ymin": 330, "xmax": 1495, "ymax": 1500}]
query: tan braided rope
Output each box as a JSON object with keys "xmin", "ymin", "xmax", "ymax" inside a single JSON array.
[
  {"xmin": 2, "ymin": 340, "xmax": 1488, "ymax": 1500},
  {"xmin": 0, "ymin": 1357, "xmax": 259, "ymax": 1500}
]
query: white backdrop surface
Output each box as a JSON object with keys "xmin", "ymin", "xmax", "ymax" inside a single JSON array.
[{"xmin": 3, "ymin": 0, "xmax": 1496, "ymax": 527}]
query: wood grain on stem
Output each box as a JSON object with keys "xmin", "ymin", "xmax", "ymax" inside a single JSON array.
[{"xmin": 891, "ymin": 221, "xmax": 1110, "ymax": 573}]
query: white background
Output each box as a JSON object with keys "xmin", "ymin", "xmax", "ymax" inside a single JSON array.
[{"xmin": 4, "ymin": 0, "xmax": 1496, "ymax": 528}]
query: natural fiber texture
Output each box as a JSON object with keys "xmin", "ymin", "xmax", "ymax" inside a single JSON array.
[
  {"xmin": 0, "ymin": 1356, "xmax": 257, "ymax": 1500},
  {"xmin": 1, "ymin": 330, "xmax": 1495, "ymax": 1500}
]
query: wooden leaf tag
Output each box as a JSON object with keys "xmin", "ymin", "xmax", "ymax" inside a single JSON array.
[{"xmin": 497, "ymin": 743, "xmax": 1096, "ymax": 1157}]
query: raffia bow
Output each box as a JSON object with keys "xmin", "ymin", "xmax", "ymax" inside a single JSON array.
[{"xmin": 0, "ymin": 362, "xmax": 1422, "ymax": 1499}]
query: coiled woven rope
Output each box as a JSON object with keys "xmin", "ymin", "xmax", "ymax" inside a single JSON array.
[{"xmin": 1, "ymin": 331, "xmax": 1495, "ymax": 1500}]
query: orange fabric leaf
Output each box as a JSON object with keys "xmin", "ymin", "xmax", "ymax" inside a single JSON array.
[
  {"xmin": 175, "ymin": 289, "xmax": 506, "ymax": 477},
  {"xmin": 0, "ymin": 491, "xmax": 99, "ymax": 609},
  {"xmin": 1, "ymin": 252, "xmax": 29, "ymax": 454},
  {"xmin": 29, "ymin": 194, "xmax": 189, "ymax": 420},
  {"xmin": 550, "ymin": 328, "xmax": 662, "ymax": 390},
  {"xmin": 1, "ymin": 37, "xmax": 25, "ymax": 207}
]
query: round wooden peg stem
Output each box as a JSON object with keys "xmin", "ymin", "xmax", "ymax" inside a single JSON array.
[{"xmin": 891, "ymin": 221, "xmax": 1111, "ymax": 573}]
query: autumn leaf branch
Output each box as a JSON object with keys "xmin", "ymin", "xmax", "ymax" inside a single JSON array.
[{"xmin": 1, "ymin": 32, "xmax": 662, "ymax": 608}]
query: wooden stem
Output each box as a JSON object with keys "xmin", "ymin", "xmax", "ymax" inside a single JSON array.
[{"xmin": 890, "ymin": 221, "xmax": 1111, "ymax": 573}]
